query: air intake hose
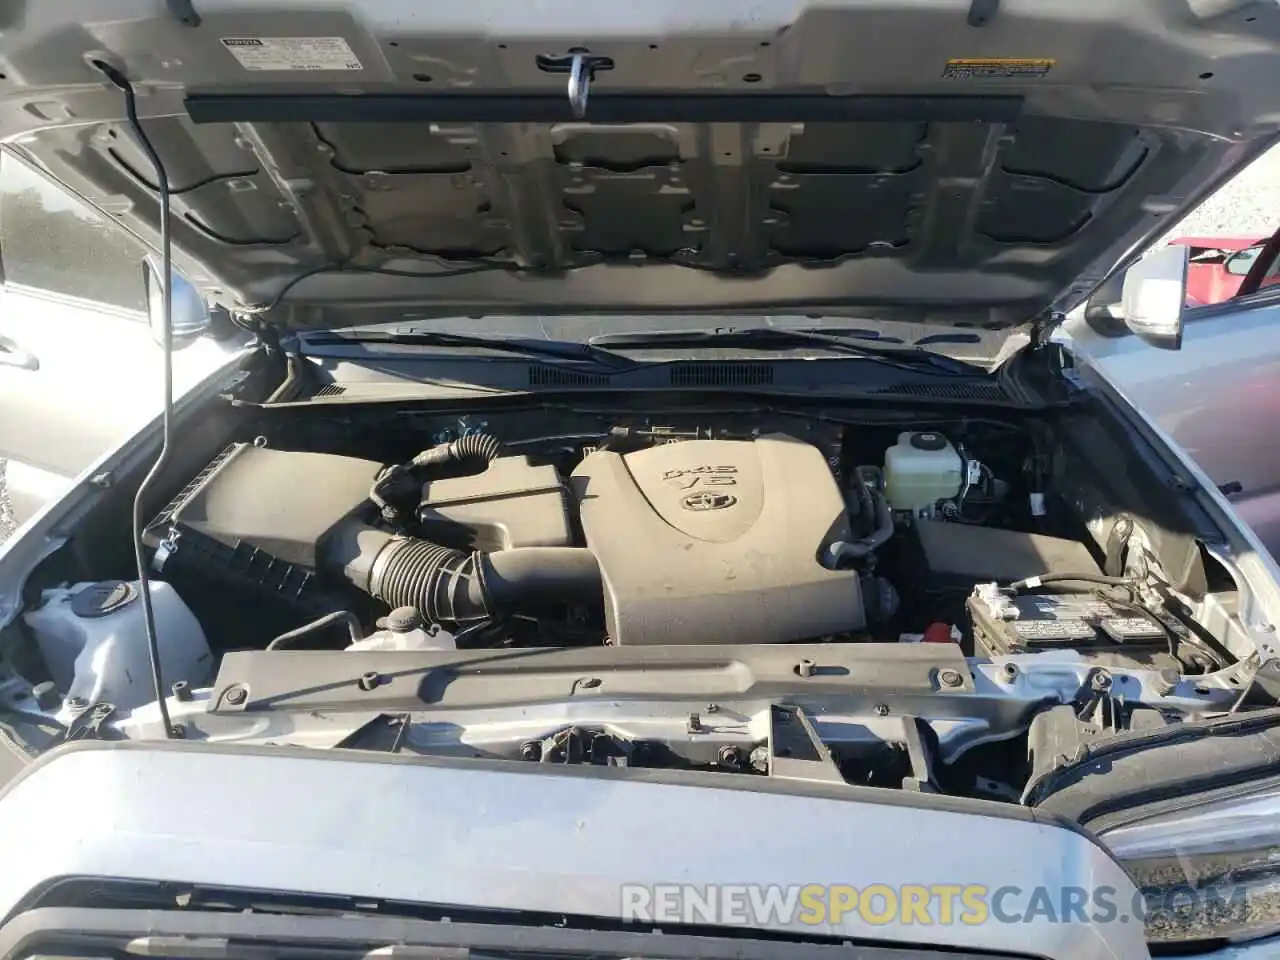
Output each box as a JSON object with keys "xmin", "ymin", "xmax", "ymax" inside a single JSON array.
[
  {"xmin": 422, "ymin": 432, "xmax": 502, "ymax": 469},
  {"xmin": 326, "ymin": 521, "xmax": 601, "ymax": 624},
  {"xmin": 369, "ymin": 433, "xmax": 503, "ymax": 523}
]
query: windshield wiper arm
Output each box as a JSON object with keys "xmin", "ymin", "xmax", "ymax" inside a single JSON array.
[
  {"xmin": 302, "ymin": 329, "xmax": 635, "ymax": 370},
  {"xmin": 588, "ymin": 327, "xmax": 982, "ymax": 375}
]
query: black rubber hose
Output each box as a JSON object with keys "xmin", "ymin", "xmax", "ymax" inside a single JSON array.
[
  {"xmin": 326, "ymin": 521, "xmax": 600, "ymax": 624},
  {"xmin": 370, "ymin": 432, "xmax": 503, "ymax": 523},
  {"xmin": 442, "ymin": 432, "xmax": 502, "ymax": 465},
  {"xmin": 406, "ymin": 432, "xmax": 502, "ymax": 472},
  {"xmin": 266, "ymin": 610, "xmax": 364, "ymax": 650},
  {"xmin": 827, "ymin": 467, "xmax": 893, "ymax": 565},
  {"xmin": 855, "ymin": 467, "xmax": 893, "ymax": 550},
  {"xmin": 847, "ymin": 469, "xmax": 875, "ymax": 538}
]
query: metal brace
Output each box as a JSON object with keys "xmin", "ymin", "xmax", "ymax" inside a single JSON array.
[
  {"xmin": 1230, "ymin": 657, "xmax": 1280, "ymax": 710},
  {"xmin": 899, "ymin": 715, "xmax": 939, "ymax": 793},
  {"xmin": 62, "ymin": 702, "xmax": 118, "ymax": 742},
  {"xmin": 765, "ymin": 705, "xmax": 845, "ymax": 784},
  {"xmin": 335, "ymin": 713, "xmax": 412, "ymax": 753},
  {"xmin": 1075, "ymin": 669, "xmax": 1125, "ymax": 733}
]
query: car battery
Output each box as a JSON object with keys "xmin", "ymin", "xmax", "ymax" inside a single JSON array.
[{"xmin": 967, "ymin": 583, "xmax": 1169, "ymax": 657}]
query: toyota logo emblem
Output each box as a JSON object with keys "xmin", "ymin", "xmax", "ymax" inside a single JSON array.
[{"xmin": 681, "ymin": 491, "xmax": 738, "ymax": 512}]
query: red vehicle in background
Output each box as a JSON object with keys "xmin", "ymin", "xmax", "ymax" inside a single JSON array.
[{"xmin": 1174, "ymin": 234, "xmax": 1273, "ymax": 305}]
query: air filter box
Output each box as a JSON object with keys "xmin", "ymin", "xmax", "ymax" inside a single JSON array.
[{"xmin": 145, "ymin": 444, "xmax": 382, "ymax": 644}]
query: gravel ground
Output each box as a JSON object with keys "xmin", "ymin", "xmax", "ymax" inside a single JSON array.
[
  {"xmin": 1166, "ymin": 142, "xmax": 1280, "ymax": 240},
  {"xmin": 0, "ymin": 460, "xmax": 12, "ymax": 544},
  {"xmin": 0, "ymin": 146, "xmax": 1278, "ymax": 548}
]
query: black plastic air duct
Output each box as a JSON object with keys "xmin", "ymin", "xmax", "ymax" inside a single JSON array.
[{"xmin": 325, "ymin": 521, "xmax": 600, "ymax": 624}]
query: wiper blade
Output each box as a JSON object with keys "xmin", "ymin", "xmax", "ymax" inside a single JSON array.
[
  {"xmin": 302, "ymin": 329, "xmax": 635, "ymax": 370},
  {"xmin": 588, "ymin": 326, "xmax": 982, "ymax": 375}
]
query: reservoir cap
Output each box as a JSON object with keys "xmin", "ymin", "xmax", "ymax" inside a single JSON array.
[
  {"xmin": 70, "ymin": 580, "xmax": 136, "ymax": 618},
  {"xmin": 910, "ymin": 432, "xmax": 948, "ymax": 451}
]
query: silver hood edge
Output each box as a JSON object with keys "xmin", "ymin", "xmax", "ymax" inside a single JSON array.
[{"xmin": 0, "ymin": 741, "xmax": 1147, "ymax": 959}]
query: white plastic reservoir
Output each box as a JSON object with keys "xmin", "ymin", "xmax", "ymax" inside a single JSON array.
[
  {"xmin": 346, "ymin": 605, "xmax": 456, "ymax": 652},
  {"xmin": 23, "ymin": 580, "xmax": 212, "ymax": 714},
  {"xmin": 883, "ymin": 431, "xmax": 964, "ymax": 513}
]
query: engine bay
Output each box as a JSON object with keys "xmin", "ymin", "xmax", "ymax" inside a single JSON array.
[
  {"xmin": 134, "ymin": 410, "xmax": 1140, "ymax": 654},
  {"xmin": 4, "ymin": 398, "xmax": 1265, "ymax": 808}
]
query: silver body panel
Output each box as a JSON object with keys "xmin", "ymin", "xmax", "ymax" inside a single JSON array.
[
  {"xmin": 0, "ymin": 742, "xmax": 1146, "ymax": 959},
  {"xmin": 0, "ymin": 285, "xmax": 240, "ymax": 527},
  {"xmin": 1065, "ymin": 285, "xmax": 1280, "ymax": 559},
  {"xmin": 89, "ymin": 645, "xmax": 1243, "ymax": 754}
]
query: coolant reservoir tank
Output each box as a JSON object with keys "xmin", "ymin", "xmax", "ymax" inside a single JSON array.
[
  {"xmin": 345, "ymin": 605, "xmax": 457, "ymax": 651},
  {"xmin": 883, "ymin": 431, "xmax": 963, "ymax": 513},
  {"xmin": 22, "ymin": 580, "xmax": 211, "ymax": 715}
]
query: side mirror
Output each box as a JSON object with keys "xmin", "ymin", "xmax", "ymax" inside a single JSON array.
[
  {"xmin": 1225, "ymin": 245, "xmax": 1263, "ymax": 277},
  {"xmin": 1118, "ymin": 243, "xmax": 1188, "ymax": 351},
  {"xmin": 143, "ymin": 256, "xmax": 211, "ymax": 349},
  {"xmin": 1082, "ymin": 270, "xmax": 1129, "ymax": 337}
]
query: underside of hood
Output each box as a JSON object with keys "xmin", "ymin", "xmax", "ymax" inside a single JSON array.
[{"xmin": 0, "ymin": 0, "xmax": 1278, "ymax": 330}]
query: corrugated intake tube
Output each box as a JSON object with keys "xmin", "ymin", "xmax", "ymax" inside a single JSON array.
[
  {"xmin": 369, "ymin": 433, "xmax": 503, "ymax": 523},
  {"xmin": 326, "ymin": 521, "xmax": 601, "ymax": 625},
  {"xmin": 438, "ymin": 432, "xmax": 502, "ymax": 465}
]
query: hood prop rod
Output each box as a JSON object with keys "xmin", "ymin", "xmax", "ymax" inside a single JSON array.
[{"xmin": 96, "ymin": 61, "xmax": 178, "ymax": 739}]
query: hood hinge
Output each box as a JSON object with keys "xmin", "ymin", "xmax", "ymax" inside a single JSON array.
[
  {"xmin": 235, "ymin": 313, "xmax": 283, "ymax": 356},
  {"xmin": 1030, "ymin": 310, "xmax": 1065, "ymax": 350}
]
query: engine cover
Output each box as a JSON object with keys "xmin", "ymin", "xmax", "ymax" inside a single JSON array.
[{"xmin": 570, "ymin": 434, "xmax": 865, "ymax": 644}]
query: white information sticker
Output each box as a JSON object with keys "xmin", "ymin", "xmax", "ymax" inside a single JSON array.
[{"xmin": 220, "ymin": 37, "xmax": 363, "ymax": 72}]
